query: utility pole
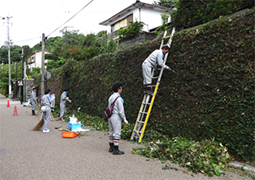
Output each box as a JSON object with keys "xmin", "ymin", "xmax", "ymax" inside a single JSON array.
[
  {"xmin": 24, "ymin": 60, "xmax": 26, "ymax": 102},
  {"xmin": 8, "ymin": 22, "xmax": 11, "ymax": 99},
  {"xmin": 21, "ymin": 48, "xmax": 23, "ymax": 104},
  {"xmin": 41, "ymin": 33, "xmax": 45, "ymax": 96},
  {"xmin": 2, "ymin": 16, "xmax": 13, "ymax": 99},
  {"xmin": 65, "ymin": 27, "xmax": 67, "ymax": 49},
  {"xmin": 15, "ymin": 62, "xmax": 17, "ymax": 98},
  {"xmin": 61, "ymin": 26, "xmax": 73, "ymax": 55}
]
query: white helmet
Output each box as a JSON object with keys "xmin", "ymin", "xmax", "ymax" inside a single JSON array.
[{"xmin": 41, "ymin": 106, "xmax": 47, "ymax": 112}]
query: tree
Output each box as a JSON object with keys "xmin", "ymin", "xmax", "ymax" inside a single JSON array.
[
  {"xmin": 153, "ymin": 0, "xmax": 178, "ymax": 8},
  {"xmin": 46, "ymin": 58, "xmax": 65, "ymax": 70},
  {"xmin": 0, "ymin": 45, "xmax": 32, "ymax": 64},
  {"xmin": 22, "ymin": 45, "xmax": 33, "ymax": 61},
  {"xmin": 170, "ymin": 0, "xmax": 255, "ymax": 30},
  {"xmin": 29, "ymin": 29, "xmax": 117, "ymax": 68},
  {"xmin": 0, "ymin": 62, "xmax": 22, "ymax": 96}
]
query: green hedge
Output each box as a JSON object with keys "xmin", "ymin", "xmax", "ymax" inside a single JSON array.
[
  {"xmin": 171, "ymin": 0, "xmax": 254, "ymax": 30},
  {"xmin": 43, "ymin": 8, "xmax": 254, "ymax": 161}
]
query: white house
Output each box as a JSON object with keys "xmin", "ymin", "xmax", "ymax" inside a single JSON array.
[
  {"xmin": 27, "ymin": 50, "xmax": 51, "ymax": 71},
  {"xmin": 99, "ymin": 0, "xmax": 174, "ymax": 37}
]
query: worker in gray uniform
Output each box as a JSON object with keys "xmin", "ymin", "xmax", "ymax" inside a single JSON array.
[
  {"xmin": 108, "ymin": 83, "xmax": 129, "ymax": 155},
  {"xmin": 59, "ymin": 89, "xmax": 71, "ymax": 121},
  {"xmin": 41, "ymin": 89, "xmax": 54, "ymax": 133},
  {"xmin": 31, "ymin": 87, "xmax": 37, "ymax": 115},
  {"xmin": 142, "ymin": 44, "xmax": 174, "ymax": 94}
]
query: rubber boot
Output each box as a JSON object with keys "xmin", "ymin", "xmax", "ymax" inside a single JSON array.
[
  {"xmin": 113, "ymin": 145, "xmax": 124, "ymax": 155},
  {"xmin": 109, "ymin": 143, "xmax": 114, "ymax": 152},
  {"xmin": 32, "ymin": 110, "xmax": 36, "ymax": 116},
  {"xmin": 144, "ymin": 86, "xmax": 153, "ymax": 95}
]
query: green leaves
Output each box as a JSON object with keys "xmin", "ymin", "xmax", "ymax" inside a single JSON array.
[
  {"xmin": 133, "ymin": 137, "xmax": 230, "ymax": 176},
  {"xmin": 170, "ymin": 0, "xmax": 254, "ymax": 30},
  {"xmin": 117, "ymin": 22, "xmax": 143, "ymax": 40}
]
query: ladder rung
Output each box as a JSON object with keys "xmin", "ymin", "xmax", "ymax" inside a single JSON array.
[
  {"xmin": 134, "ymin": 130, "xmax": 143, "ymax": 133},
  {"xmin": 145, "ymin": 94, "xmax": 155, "ymax": 97},
  {"xmin": 139, "ymin": 111, "xmax": 149, "ymax": 114},
  {"xmin": 142, "ymin": 102, "xmax": 151, "ymax": 105},
  {"xmin": 136, "ymin": 121, "xmax": 145, "ymax": 124},
  {"xmin": 152, "ymin": 76, "xmax": 159, "ymax": 79}
]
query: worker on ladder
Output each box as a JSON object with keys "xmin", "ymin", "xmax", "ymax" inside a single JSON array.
[{"xmin": 142, "ymin": 44, "xmax": 173, "ymax": 95}]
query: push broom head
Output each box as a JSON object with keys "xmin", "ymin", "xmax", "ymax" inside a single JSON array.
[{"xmin": 31, "ymin": 119, "xmax": 44, "ymax": 131}]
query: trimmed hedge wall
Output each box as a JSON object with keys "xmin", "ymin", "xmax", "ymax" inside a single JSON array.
[
  {"xmin": 41, "ymin": 8, "xmax": 254, "ymax": 161},
  {"xmin": 171, "ymin": 0, "xmax": 254, "ymax": 30}
]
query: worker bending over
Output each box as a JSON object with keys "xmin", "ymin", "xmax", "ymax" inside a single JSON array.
[{"xmin": 59, "ymin": 89, "xmax": 71, "ymax": 121}]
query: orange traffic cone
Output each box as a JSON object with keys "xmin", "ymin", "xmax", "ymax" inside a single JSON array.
[
  {"xmin": 7, "ymin": 100, "xmax": 10, "ymax": 107},
  {"xmin": 13, "ymin": 106, "xmax": 18, "ymax": 116}
]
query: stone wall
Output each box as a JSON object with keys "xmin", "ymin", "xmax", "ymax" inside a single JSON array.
[
  {"xmin": 16, "ymin": 79, "xmax": 35, "ymax": 102},
  {"xmin": 119, "ymin": 32, "xmax": 157, "ymax": 49}
]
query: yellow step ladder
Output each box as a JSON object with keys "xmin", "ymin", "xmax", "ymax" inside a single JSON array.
[{"xmin": 130, "ymin": 28, "xmax": 176, "ymax": 143}]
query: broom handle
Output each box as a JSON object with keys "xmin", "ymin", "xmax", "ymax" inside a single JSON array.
[{"xmin": 51, "ymin": 112, "xmax": 54, "ymax": 121}]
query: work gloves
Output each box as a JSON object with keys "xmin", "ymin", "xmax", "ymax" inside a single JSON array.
[
  {"xmin": 166, "ymin": 66, "xmax": 177, "ymax": 74},
  {"xmin": 124, "ymin": 119, "xmax": 129, "ymax": 125},
  {"xmin": 66, "ymin": 97, "xmax": 71, "ymax": 103}
]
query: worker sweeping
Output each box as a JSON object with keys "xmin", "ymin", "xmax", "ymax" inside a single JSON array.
[
  {"xmin": 107, "ymin": 83, "xmax": 128, "ymax": 155},
  {"xmin": 41, "ymin": 89, "xmax": 54, "ymax": 133},
  {"xmin": 59, "ymin": 89, "xmax": 71, "ymax": 121},
  {"xmin": 142, "ymin": 44, "xmax": 174, "ymax": 95},
  {"xmin": 31, "ymin": 87, "xmax": 37, "ymax": 115}
]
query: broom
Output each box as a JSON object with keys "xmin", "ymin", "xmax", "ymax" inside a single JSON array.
[
  {"xmin": 31, "ymin": 118, "xmax": 44, "ymax": 131},
  {"xmin": 31, "ymin": 111, "xmax": 55, "ymax": 130},
  {"xmin": 31, "ymin": 112, "xmax": 44, "ymax": 131}
]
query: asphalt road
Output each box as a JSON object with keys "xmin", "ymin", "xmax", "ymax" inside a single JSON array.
[{"xmin": 0, "ymin": 94, "xmax": 252, "ymax": 180}]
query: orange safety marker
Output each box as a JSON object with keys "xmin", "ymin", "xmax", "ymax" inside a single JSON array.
[
  {"xmin": 7, "ymin": 100, "xmax": 10, "ymax": 107},
  {"xmin": 13, "ymin": 105, "xmax": 18, "ymax": 116}
]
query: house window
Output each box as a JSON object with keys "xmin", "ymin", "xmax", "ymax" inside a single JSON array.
[
  {"xmin": 115, "ymin": 18, "xmax": 128, "ymax": 31},
  {"xmin": 111, "ymin": 25, "xmax": 115, "ymax": 32},
  {"xmin": 31, "ymin": 56, "xmax": 35, "ymax": 63},
  {"xmin": 114, "ymin": 14, "xmax": 133, "ymax": 32}
]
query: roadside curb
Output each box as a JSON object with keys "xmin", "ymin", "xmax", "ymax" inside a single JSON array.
[{"xmin": 229, "ymin": 161, "xmax": 255, "ymax": 174}]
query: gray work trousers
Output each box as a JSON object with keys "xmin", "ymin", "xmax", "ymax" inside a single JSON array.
[
  {"xmin": 43, "ymin": 107, "xmax": 51, "ymax": 130},
  {"xmin": 60, "ymin": 103, "xmax": 66, "ymax": 118},
  {"xmin": 31, "ymin": 102, "xmax": 36, "ymax": 111},
  {"xmin": 142, "ymin": 61, "xmax": 153, "ymax": 85},
  {"xmin": 108, "ymin": 114, "xmax": 122, "ymax": 140}
]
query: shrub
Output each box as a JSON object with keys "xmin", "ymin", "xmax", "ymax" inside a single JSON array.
[{"xmin": 117, "ymin": 21, "xmax": 144, "ymax": 40}]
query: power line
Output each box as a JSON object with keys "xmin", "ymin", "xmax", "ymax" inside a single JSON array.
[
  {"xmin": 14, "ymin": 37, "xmax": 40, "ymax": 44},
  {"xmin": 46, "ymin": 0, "xmax": 94, "ymax": 39}
]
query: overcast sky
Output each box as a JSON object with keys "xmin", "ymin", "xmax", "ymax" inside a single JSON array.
[{"xmin": 0, "ymin": 0, "xmax": 156, "ymax": 48}]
